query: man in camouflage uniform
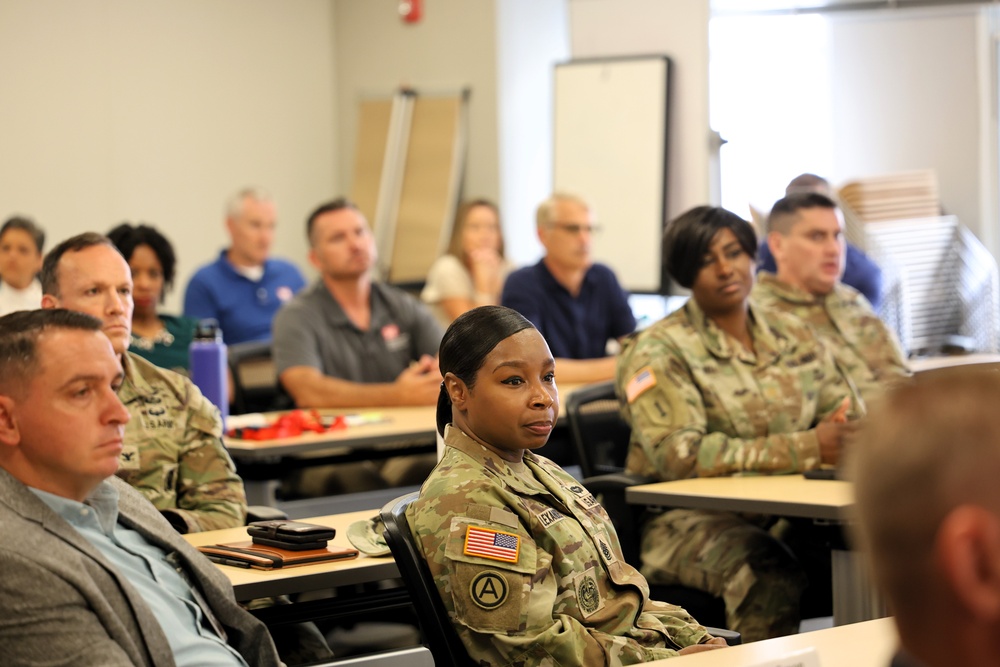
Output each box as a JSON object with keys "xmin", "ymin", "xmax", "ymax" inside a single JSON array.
[
  {"xmin": 616, "ymin": 297, "xmax": 859, "ymax": 641},
  {"xmin": 41, "ymin": 233, "xmax": 246, "ymax": 533},
  {"xmin": 752, "ymin": 192, "xmax": 909, "ymax": 403},
  {"xmin": 408, "ymin": 425, "xmax": 722, "ymax": 665}
]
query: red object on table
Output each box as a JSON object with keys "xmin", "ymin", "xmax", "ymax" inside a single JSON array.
[{"xmin": 227, "ymin": 410, "xmax": 348, "ymax": 441}]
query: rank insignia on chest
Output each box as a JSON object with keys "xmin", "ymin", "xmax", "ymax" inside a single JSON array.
[
  {"xmin": 118, "ymin": 445, "xmax": 140, "ymax": 470},
  {"xmin": 464, "ymin": 525, "xmax": 520, "ymax": 563}
]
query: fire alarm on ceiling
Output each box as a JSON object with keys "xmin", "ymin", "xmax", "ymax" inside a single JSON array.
[{"xmin": 399, "ymin": 0, "xmax": 422, "ymax": 24}]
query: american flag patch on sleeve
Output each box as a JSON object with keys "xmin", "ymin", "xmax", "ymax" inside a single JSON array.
[
  {"xmin": 626, "ymin": 366, "xmax": 657, "ymax": 403},
  {"xmin": 464, "ymin": 525, "xmax": 520, "ymax": 563}
]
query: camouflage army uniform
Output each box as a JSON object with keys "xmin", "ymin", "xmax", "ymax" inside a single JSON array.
[
  {"xmin": 615, "ymin": 299, "xmax": 858, "ymax": 641},
  {"xmin": 752, "ymin": 272, "xmax": 909, "ymax": 403},
  {"xmin": 407, "ymin": 426, "xmax": 712, "ymax": 666},
  {"xmin": 116, "ymin": 352, "xmax": 247, "ymax": 533}
]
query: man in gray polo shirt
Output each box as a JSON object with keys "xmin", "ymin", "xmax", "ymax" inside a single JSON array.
[
  {"xmin": 274, "ymin": 197, "xmax": 442, "ymax": 406},
  {"xmin": 272, "ymin": 198, "xmax": 443, "ymax": 494}
]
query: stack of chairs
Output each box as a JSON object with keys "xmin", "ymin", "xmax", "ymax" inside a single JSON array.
[{"xmin": 836, "ymin": 171, "xmax": 999, "ymax": 355}]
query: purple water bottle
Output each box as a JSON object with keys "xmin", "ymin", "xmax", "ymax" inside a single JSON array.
[{"xmin": 189, "ymin": 319, "xmax": 228, "ymax": 428}]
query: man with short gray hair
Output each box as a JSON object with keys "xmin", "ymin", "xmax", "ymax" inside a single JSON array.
[
  {"xmin": 502, "ymin": 192, "xmax": 635, "ymax": 383},
  {"xmin": 184, "ymin": 187, "xmax": 305, "ymax": 344}
]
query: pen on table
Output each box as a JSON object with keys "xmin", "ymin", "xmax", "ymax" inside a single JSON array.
[{"xmin": 207, "ymin": 555, "xmax": 252, "ymax": 569}]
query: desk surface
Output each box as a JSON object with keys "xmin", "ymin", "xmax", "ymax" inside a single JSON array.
[
  {"xmin": 910, "ymin": 352, "xmax": 1000, "ymax": 373},
  {"xmin": 626, "ymin": 475, "xmax": 854, "ymax": 521},
  {"xmin": 183, "ymin": 509, "xmax": 398, "ymax": 601},
  {"xmin": 225, "ymin": 407, "xmax": 437, "ymax": 458},
  {"xmin": 224, "ymin": 383, "xmax": 586, "ymax": 459},
  {"xmin": 650, "ymin": 618, "xmax": 897, "ymax": 667}
]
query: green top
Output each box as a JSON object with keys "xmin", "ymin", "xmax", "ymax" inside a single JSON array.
[{"xmin": 128, "ymin": 313, "xmax": 199, "ymax": 375}]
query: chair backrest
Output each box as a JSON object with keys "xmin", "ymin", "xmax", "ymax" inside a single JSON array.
[
  {"xmin": 566, "ymin": 380, "xmax": 633, "ymax": 478},
  {"xmin": 380, "ymin": 493, "xmax": 475, "ymax": 667},
  {"xmin": 227, "ymin": 341, "xmax": 284, "ymax": 414}
]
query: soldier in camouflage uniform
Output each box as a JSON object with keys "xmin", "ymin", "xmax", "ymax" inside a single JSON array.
[
  {"xmin": 753, "ymin": 192, "xmax": 909, "ymax": 403},
  {"xmin": 40, "ymin": 233, "xmax": 247, "ymax": 533},
  {"xmin": 616, "ymin": 207, "xmax": 859, "ymax": 642},
  {"xmin": 409, "ymin": 306, "xmax": 727, "ymax": 665},
  {"xmin": 116, "ymin": 350, "xmax": 247, "ymax": 532}
]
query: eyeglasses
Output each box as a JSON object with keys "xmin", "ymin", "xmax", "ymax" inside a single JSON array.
[{"xmin": 547, "ymin": 222, "xmax": 602, "ymax": 235}]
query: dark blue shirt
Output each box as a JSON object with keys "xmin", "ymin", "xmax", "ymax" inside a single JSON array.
[
  {"xmin": 756, "ymin": 240, "xmax": 883, "ymax": 308},
  {"xmin": 502, "ymin": 260, "xmax": 635, "ymax": 359}
]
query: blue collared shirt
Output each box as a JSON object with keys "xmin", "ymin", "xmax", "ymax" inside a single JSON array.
[
  {"xmin": 31, "ymin": 482, "xmax": 247, "ymax": 667},
  {"xmin": 183, "ymin": 250, "xmax": 306, "ymax": 345}
]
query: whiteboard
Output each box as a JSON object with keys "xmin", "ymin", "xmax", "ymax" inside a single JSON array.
[{"xmin": 553, "ymin": 56, "xmax": 671, "ymax": 293}]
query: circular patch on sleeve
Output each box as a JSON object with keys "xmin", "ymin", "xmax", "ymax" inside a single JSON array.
[{"xmin": 469, "ymin": 570, "xmax": 509, "ymax": 610}]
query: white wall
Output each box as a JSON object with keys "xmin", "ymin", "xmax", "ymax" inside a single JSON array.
[
  {"xmin": 568, "ymin": 0, "xmax": 713, "ymax": 221},
  {"xmin": 333, "ymin": 0, "xmax": 572, "ymax": 268},
  {"xmin": 827, "ymin": 8, "xmax": 989, "ymax": 250},
  {"xmin": 0, "ymin": 0, "xmax": 338, "ymax": 312},
  {"xmin": 332, "ymin": 0, "xmax": 499, "ymax": 207},
  {"xmin": 495, "ymin": 1, "xmax": 571, "ymax": 265},
  {"xmin": 712, "ymin": 6, "xmax": 996, "ymax": 259}
]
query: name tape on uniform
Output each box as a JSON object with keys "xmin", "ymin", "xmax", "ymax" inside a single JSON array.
[{"xmin": 464, "ymin": 525, "xmax": 520, "ymax": 563}]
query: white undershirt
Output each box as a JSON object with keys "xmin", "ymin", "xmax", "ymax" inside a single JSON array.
[{"xmin": 0, "ymin": 278, "xmax": 42, "ymax": 315}]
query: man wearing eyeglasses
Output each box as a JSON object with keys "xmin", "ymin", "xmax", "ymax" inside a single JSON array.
[{"xmin": 502, "ymin": 193, "xmax": 635, "ymax": 383}]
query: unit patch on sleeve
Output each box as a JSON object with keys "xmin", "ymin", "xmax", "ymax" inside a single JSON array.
[
  {"xmin": 464, "ymin": 525, "xmax": 520, "ymax": 563},
  {"xmin": 626, "ymin": 366, "xmax": 657, "ymax": 404},
  {"xmin": 573, "ymin": 567, "xmax": 606, "ymax": 618},
  {"xmin": 469, "ymin": 570, "xmax": 509, "ymax": 610}
]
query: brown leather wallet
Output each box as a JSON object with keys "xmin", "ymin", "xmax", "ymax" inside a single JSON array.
[{"xmin": 198, "ymin": 540, "xmax": 359, "ymax": 570}]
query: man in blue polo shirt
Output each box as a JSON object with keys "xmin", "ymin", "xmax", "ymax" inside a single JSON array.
[
  {"xmin": 184, "ymin": 187, "xmax": 306, "ymax": 344},
  {"xmin": 502, "ymin": 192, "xmax": 635, "ymax": 383}
]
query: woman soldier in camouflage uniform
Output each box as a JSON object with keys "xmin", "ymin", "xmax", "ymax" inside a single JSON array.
[
  {"xmin": 616, "ymin": 206, "xmax": 859, "ymax": 642},
  {"xmin": 407, "ymin": 305, "xmax": 727, "ymax": 666}
]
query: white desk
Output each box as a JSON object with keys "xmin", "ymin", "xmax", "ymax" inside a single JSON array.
[
  {"xmin": 627, "ymin": 475, "xmax": 884, "ymax": 626},
  {"xmin": 650, "ymin": 618, "xmax": 897, "ymax": 667}
]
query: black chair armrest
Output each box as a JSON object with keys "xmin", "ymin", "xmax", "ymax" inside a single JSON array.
[
  {"xmin": 581, "ymin": 472, "xmax": 657, "ymax": 494},
  {"xmin": 704, "ymin": 626, "xmax": 741, "ymax": 646}
]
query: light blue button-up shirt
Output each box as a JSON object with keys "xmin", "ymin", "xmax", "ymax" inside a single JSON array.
[{"xmin": 31, "ymin": 481, "xmax": 248, "ymax": 667}]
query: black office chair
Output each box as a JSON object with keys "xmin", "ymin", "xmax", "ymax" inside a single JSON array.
[
  {"xmin": 566, "ymin": 381, "xmax": 730, "ymax": 631},
  {"xmin": 381, "ymin": 493, "xmax": 477, "ymax": 667},
  {"xmin": 228, "ymin": 340, "xmax": 290, "ymax": 415},
  {"xmin": 381, "ymin": 493, "xmax": 739, "ymax": 666}
]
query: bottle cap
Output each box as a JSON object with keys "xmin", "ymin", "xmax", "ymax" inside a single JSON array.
[{"xmin": 194, "ymin": 319, "xmax": 222, "ymax": 342}]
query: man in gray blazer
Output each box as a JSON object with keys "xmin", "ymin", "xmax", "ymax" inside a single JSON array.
[{"xmin": 0, "ymin": 308, "xmax": 280, "ymax": 666}]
